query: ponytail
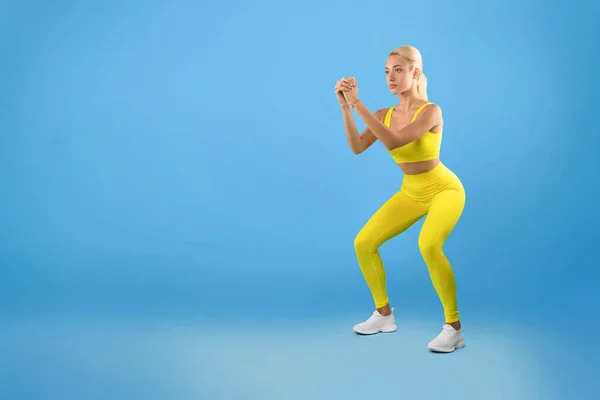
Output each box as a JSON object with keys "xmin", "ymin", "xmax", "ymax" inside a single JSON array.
[
  {"xmin": 389, "ymin": 45, "xmax": 428, "ymax": 100},
  {"xmin": 417, "ymin": 71, "xmax": 428, "ymax": 101}
]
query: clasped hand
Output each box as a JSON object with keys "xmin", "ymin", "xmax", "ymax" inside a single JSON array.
[{"xmin": 334, "ymin": 76, "xmax": 359, "ymax": 105}]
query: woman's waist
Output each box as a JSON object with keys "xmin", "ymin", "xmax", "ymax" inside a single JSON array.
[
  {"xmin": 400, "ymin": 162, "xmax": 463, "ymax": 192},
  {"xmin": 397, "ymin": 158, "xmax": 440, "ymax": 175}
]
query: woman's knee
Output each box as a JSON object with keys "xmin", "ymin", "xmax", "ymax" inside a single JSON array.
[
  {"xmin": 418, "ymin": 236, "xmax": 442, "ymax": 260},
  {"xmin": 354, "ymin": 231, "xmax": 376, "ymax": 254}
]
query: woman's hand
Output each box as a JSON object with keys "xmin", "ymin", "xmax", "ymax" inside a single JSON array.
[
  {"xmin": 334, "ymin": 77, "xmax": 356, "ymax": 106},
  {"xmin": 342, "ymin": 76, "xmax": 359, "ymax": 105}
]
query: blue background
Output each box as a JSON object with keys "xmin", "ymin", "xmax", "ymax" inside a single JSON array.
[{"xmin": 1, "ymin": 0, "xmax": 598, "ymax": 399}]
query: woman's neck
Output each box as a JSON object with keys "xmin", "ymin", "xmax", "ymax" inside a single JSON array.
[{"xmin": 396, "ymin": 88, "xmax": 423, "ymax": 111}]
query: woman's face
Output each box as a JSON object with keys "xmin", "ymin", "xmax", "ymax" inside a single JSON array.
[{"xmin": 385, "ymin": 55, "xmax": 417, "ymax": 95}]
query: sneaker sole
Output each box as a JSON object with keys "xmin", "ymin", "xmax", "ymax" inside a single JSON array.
[
  {"xmin": 428, "ymin": 339, "xmax": 466, "ymax": 353},
  {"xmin": 353, "ymin": 323, "xmax": 398, "ymax": 335}
]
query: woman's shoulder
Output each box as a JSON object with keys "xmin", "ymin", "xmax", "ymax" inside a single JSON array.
[
  {"xmin": 374, "ymin": 107, "xmax": 392, "ymax": 121},
  {"xmin": 421, "ymin": 101, "xmax": 442, "ymax": 116},
  {"xmin": 424, "ymin": 101, "xmax": 441, "ymax": 109}
]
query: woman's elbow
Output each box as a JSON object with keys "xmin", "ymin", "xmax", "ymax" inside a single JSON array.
[
  {"xmin": 351, "ymin": 146, "xmax": 364, "ymax": 155},
  {"xmin": 382, "ymin": 138, "xmax": 402, "ymax": 151}
]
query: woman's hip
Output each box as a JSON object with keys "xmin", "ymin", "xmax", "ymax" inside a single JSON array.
[{"xmin": 400, "ymin": 162, "xmax": 464, "ymax": 205}]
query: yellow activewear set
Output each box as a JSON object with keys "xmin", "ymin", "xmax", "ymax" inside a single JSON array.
[{"xmin": 354, "ymin": 102, "xmax": 465, "ymax": 323}]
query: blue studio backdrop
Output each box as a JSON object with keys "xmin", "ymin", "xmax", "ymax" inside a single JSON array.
[{"xmin": 1, "ymin": 0, "xmax": 599, "ymax": 399}]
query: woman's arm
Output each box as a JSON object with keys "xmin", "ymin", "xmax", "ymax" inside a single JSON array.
[
  {"xmin": 335, "ymin": 76, "xmax": 386, "ymax": 154},
  {"xmin": 352, "ymin": 101, "xmax": 441, "ymax": 149},
  {"xmin": 340, "ymin": 103, "xmax": 386, "ymax": 154}
]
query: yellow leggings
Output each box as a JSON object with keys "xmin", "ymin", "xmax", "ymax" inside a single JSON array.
[{"xmin": 354, "ymin": 162, "xmax": 465, "ymax": 323}]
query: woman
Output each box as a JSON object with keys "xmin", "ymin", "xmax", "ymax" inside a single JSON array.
[{"xmin": 335, "ymin": 45, "xmax": 466, "ymax": 353}]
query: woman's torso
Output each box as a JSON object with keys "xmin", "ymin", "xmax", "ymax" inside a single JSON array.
[{"xmin": 385, "ymin": 102, "xmax": 443, "ymax": 175}]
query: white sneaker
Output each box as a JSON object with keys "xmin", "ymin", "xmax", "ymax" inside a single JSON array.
[
  {"xmin": 427, "ymin": 324, "xmax": 465, "ymax": 353},
  {"xmin": 353, "ymin": 308, "xmax": 397, "ymax": 335}
]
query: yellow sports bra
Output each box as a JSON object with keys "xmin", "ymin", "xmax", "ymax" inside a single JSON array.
[{"xmin": 383, "ymin": 102, "xmax": 442, "ymax": 163}]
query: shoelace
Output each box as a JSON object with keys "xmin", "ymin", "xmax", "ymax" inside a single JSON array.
[
  {"xmin": 439, "ymin": 326, "xmax": 457, "ymax": 340},
  {"xmin": 367, "ymin": 311, "xmax": 381, "ymax": 321},
  {"xmin": 366, "ymin": 311, "xmax": 385, "ymax": 323}
]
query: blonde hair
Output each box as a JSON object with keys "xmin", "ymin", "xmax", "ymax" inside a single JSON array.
[{"xmin": 389, "ymin": 45, "xmax": 428, "ymax": 101}]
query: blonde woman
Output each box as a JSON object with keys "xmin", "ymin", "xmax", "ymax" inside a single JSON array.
[{"xmin": 335, "ymin": 45, "xmax": 466, "ymax": 353}]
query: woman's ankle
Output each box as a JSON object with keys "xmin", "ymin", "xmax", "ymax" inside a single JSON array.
[
  {"xmin": 377, "ymin": 305, "xmax": 392, "ymax": 316},
  {"xmin": 448, "ymin": 321, "xmax": 461, "ymax": 331}
]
